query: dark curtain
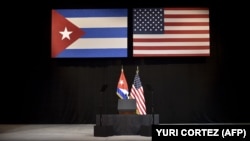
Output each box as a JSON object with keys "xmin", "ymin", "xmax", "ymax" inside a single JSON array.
[{"xmin": 1, "ymin": 1, "xmax": 249, "ymax": 123}]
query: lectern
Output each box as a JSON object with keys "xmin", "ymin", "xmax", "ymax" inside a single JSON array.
[{"xmin": 117, "ymin": 99, "xmax": 136, "ymax": 115}]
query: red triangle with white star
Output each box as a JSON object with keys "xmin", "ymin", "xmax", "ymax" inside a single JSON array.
[{"xmin": 51, "ymin": 10, "xmax": 85, "ymax": 58}]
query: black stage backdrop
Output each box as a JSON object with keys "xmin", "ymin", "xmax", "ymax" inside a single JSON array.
[{"xmin": 1, "ymin": 0, "xmax": 249, "ymax": 123}]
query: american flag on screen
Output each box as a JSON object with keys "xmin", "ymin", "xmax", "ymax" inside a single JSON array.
[
  {"xmin": 130, "ymin": 67, "xmax": 146, "ymax": 115},
  {"xmin": 133, "ymin": 8, "xmax": 210, "ymax": 57},
  {"xmin": 51, "ymin": 9, "xmax": 128, "ymax": 58}
]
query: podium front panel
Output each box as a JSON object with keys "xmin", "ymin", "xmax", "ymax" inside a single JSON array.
[{"xmin": 96, "ymin": 114, "xmax": 159, "ymax": 135}]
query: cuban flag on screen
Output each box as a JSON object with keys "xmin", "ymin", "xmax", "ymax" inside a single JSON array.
[{"xmin": 51, "ymin": 9, "xmax": 128, "ymax": 58}]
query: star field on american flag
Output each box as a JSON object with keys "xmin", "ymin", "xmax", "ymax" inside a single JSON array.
[{"xmin": 133, "ymin": 8, "xmax": 164, "ymax": 34}]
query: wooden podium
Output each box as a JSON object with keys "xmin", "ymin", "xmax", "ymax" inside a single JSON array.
[{"xmin": 117, "ymin": 99, "xmax": 136, "ymax": 115}]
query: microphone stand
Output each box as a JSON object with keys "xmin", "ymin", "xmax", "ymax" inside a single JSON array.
[
  {"xmin": 151, "ymin": 89, "xmax": 154, "ymax": 125},
  {"xmin": 100, "ymin": 91, "xmax": 103, "ymax": 126},
  {"xmin": 147, "ymin": 84, "xmax": 155, "ymax": 125},
  {"xmin": 99, "ymin": 85, "xmax": 107, "ymax": 126}
]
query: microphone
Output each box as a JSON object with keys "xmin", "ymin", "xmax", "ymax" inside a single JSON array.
[{"xmin": 100, "ymin": 84, "xmax": 108, "ymax": 92}]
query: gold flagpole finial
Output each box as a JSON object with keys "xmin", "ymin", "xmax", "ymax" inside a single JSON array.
[
  {"xmin": 121, "ymin": 65, "xmax": 123, "ymax": 72},
  {"xmin": 136, "ymin": 66, "xmax": 139, "ymax": 74}
]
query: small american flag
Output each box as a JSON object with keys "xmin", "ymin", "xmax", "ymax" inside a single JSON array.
[
  {"xmin": 133, "ymin": 8, "xmax": 210, "ymax": 57},
  {"xmin": 130, "ymin": 68, "xmax": 146, "ymax": 115}
]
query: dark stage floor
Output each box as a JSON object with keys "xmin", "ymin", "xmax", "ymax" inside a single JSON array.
[{"xmin": 0, "ymin": 124, "xmax": 151, "ymax": 141}]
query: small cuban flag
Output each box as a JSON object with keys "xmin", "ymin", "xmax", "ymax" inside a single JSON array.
[{"xmin": 116, "ymin": 67, "xmax": 129, "ymax": 99}]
